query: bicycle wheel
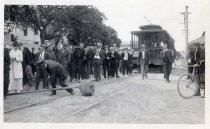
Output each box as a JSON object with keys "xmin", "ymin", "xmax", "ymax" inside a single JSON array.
[{"xmin": 177, "ymin": 74, "xmax": 199, "ymax": 99}]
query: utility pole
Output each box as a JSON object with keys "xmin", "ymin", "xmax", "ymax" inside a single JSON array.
[{"xmin": 181, "ymin": 6, "xmax": 191, "ymax": 59}]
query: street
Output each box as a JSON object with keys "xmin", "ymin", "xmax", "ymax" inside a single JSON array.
[{"xmin": 4, "ymin": 69, "xmax": 205, "ymax": 123}]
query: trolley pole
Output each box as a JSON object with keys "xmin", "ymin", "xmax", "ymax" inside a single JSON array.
[{"xmin": 181, "ymin": 6, "xmax": 191, "ymax": 59}]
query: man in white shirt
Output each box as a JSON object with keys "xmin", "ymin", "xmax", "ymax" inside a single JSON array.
[
  {"xmin": 121, "ymin": 48, "xmax": 130, "ymax": 76},
  {"xmin": 35, "ymin": 44, "xmax": 50, "ymax": 90},
  {"xmin": 93, "ymin": 43, "xmax": 105, "ymax": 81}
]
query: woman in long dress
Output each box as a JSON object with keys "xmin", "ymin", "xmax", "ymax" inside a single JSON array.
[{"xmin": 9, "ymin": 42, "xmax": 23, "ymax": 93}]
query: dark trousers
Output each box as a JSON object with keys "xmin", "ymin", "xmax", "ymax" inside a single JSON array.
[
  {"xmin": 107, "ymin": 60, "xmax": 112, "ymax": 78},
  {"xmin": 188, "ymin": 65, "xmax": 193, "ymax": 74},
  {"xmin": 31, "ymin": 64, "xmax": 36, "ymax": 76},
  {"xmin": 199, "ymin": 72, "xmax": 205, "ymax": 93},
  {"xmin": 86, "ymin": 60, "xmax": 93, "ymax": 79},
  {"xmin": 122, "ymin": 60, "xmax": 130, "ymax": 75},
  {"xmin": 35, "ymin": 64, "xmax": 49, "ymax": 90},
  {"xmin": 93, "ymin": 58, "xmax": 101, "ymax": 81},
  {"xmin": 111, "ymin": 60, "xmax": 119, "ymax": 77},
  {"xmin": 81, "ymin": 62, "xmax": 88, "ymax": 79},
  {"xmin": 128, "ymin": 61, "xmax": 133, "ymax": 75},
  {"xmin": 22, "ymin": 65, "xmax": 27, "ymax": 85},
  {"xmin": 68, "ymin": 62, "xmax": 75, "ymax": 81},
  {"xmin": 103, "ymin": 60, "xmax": 109, "ymax": 78},
  {"xmin": 50, "ymin": 75, "xmax": 73, "ymax": 95},
  {"xmin": 163, "ymin": 63, "xmax": 172, "ymax": 81},
  {"xmin": 4, "ymin": 68, "xmax": 10, "ymax": 97},
  {"xmin": 74, "ymin": 59, "xmax": 83, "ymax": 81}
]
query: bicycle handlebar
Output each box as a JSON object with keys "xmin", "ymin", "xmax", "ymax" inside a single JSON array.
[{"xmin": 188, "ymin": 60, "xmax": 204, "ymax": 67}]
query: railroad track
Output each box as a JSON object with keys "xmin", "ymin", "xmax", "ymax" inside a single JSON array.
[
  {"xmin": 55, "ymin": 85, "xmax": 133, "ymax": 122},
  {"xmin": 4, "ymin": 75, "xmax": 136, "ymax": 114}
]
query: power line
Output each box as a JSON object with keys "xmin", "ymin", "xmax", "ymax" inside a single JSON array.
[{"xmin": 144, "ymin": 17, "xmax": 153, "ymax": 24}]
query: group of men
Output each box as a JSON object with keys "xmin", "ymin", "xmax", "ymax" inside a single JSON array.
[
  {"xmin": 29, "ymin": 40, "xmax": 135, "ymax": 95},
  {"xmin": 4, "ymin": 39, "xmax": 187, "ymax": 97},
  {"xmin": 137, "ymin": 43, "xmax": 174, "ymax": 82}
]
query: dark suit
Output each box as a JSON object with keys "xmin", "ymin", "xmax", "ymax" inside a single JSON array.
[
  {"xmin": 128, "ymin": 54, "xmax": 133, "ymax": 75},
  {"xmin": 45, "ymin": 47, "xmax": 59, "ymax": 61},
  {"xmin": 86, "ymin": 50, "xmax": 95, "ymax": 79},
  {"xmin": 93, "ymin": 49, "xmax": 105, "ymax": 81},
  {"xmin": 161, "ymin": 49, "xmax": 173, "ymax": 82},
  {"xmin": 58, "ymin": 48, "xmax": 71, "ymax": 71},
  {"xmin": 67, "ymin": 51, "xmax": 74, "ymax": 82},
  {"xmin": 22, "ymin": 47, "xmax": 32, "ymax": 85},
  {"xmin": 121, "ymin": 52, "xmax": 132, "ymax": 75},
  {"xmin": 138, "ymin": 49, "xmax": 150, "ymax": 79},
  {"xmin": 187, "ymin": 49, "xmax": 196, "ymax": 74},
  {"xmin": 195, "ymin": 48, "xmax": 205, "ymax": 92},
  {"xmin": 103, "ymin": 51, "xmax": 110, "ymax": 78},
  {"xmin": 73, "ymin": 48, "xmax": 85, "ymax": 81},
  {"xmin": 35, "ymin": 51, "xmax": 51, "ymax": 90},
  {"xmin": 31, "ymin": 52, "xmax": 36, "ymax": 75},
  {"xmin": 110, "ymin": 51, "xmax": 120, "ymax": 78},
  {"xmin": 45, "ymin": 60, "xmax": 73, "ymax": 95},
  {"xmin": 4, "ymin": 48, "xmax": 10, "ymax": 97}
]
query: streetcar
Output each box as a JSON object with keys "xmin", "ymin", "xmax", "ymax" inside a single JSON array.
[{"xmin": 130, "ymin": 24, "xmax": 176, "ymax": 72}]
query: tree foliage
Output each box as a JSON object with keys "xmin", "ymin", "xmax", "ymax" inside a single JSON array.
[{"xmin": 4, "ymin": 5, "xmax": 122, "ymax": 47}]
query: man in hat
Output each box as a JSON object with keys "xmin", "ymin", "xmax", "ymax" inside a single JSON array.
[
  {"xmin": 40, "ymin": 59, "xmax": 74, "ymax": 95},
  {"xmin": 4, "ymin": 44, "xmax": 11, "ymax": 98},
  {"xmin": 127, "ymin": 49, "xmax": 134, "ymax": 75},
  {"xmin": 187, "ymin": 44, "xmax": 196, "ymax": 77},
  {"xmin": 73, "ymin": 43, "xmax": 86, "ymax": 82},
  {"xmin": 196, "ymin": 42, "xmax": 205, "ymax": 98},
  {"xmin": 31, "ymin": 47, "xmax": 36, "ymax": 75},
  {"xmin": 102, "ymin": 46, "xmax": 110, "ymax": 78},
  {"xmin": 161, "ymin": 44, "xmax": 173, "ymax": 83},
  {"xmin": 35, "ymin": 44, "xmax": 50, "ymax": 90},
  {"xmin": 85, "ymin": 46, "xmax": 95, "ymax": 79},
  {"xmin": 19, "ymin": 43, "xmax": 33, "ymax": 85},
  {"xmin": 121, "ymin": 48, "xmax": 131, "ymax": 76},
  {"xmin": 67, "ymin": 45, "xmax": 75, "ymax": 82},
  {"xmin": 110, "ymin": 46, "xmax": 120, "ymax": 78},
  {"xmin": 45, "ymin": 40, "xmax": 58, "ymax": 62},
  {"xmin": 194, "ymin": 42, "xmax": 205, "ymax": 97},
  {"xmin": 58, "ymin": 42, "xmax": 71, "ymax": 72},
  {"xmin": 138, "ymin": 44, "xmax": 150, "ymax": 80}
]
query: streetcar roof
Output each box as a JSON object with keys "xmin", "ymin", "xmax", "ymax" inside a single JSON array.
[
  {"xmin": 131, "ymin": 29, "xmax": 165, "ymax": 33},
  {"xmin": 139, "ymin": 24, "xmax": 162, "ymax": 30},
  {"xmin": 130, "ymin": 30, "xmax": 175, "ymax": 42}
]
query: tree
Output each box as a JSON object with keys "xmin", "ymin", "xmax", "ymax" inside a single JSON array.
[
  {"xmin": 4, "ymin": 5, "xmax": 122, "ymax": 47},
  {"xmin": 65, "ymin": 6, "xmax": 121, "ymax": 47},
  {"xmin": 4, "ymin": 5, "xmax": 68, "ymax": 44}
]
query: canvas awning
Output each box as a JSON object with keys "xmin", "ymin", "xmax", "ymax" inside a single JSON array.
[{"xmin": 189, "ymin": 32, "xmax": 205, "ymax": 45}]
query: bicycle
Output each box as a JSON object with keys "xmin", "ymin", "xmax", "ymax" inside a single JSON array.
[{"xmin": 177, "ymin": 60, "xmax": 204, "ymax": 99}]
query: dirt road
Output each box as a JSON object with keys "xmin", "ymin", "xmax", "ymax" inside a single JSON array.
[{"xmin": 4, "ymin": 70, "xmax": 204, "ymax": 123}]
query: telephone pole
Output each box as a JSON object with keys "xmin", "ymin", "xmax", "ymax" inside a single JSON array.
[{"xmin": 181, "ymin": 6, "xmax": 191, "ymax": 59}]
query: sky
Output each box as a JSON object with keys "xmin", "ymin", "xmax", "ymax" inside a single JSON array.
[
  {"xmin": 2, "ymin": 0, "xmax": 207, "ymax": 51},
  {"xmin": 93, "ymin": 0, "xmax": 206, "ymax": 51}
]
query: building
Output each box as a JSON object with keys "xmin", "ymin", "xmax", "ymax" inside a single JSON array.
[{"xmin": 4, "ymin": 27, "xmax": 41, "ymax": 52}]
